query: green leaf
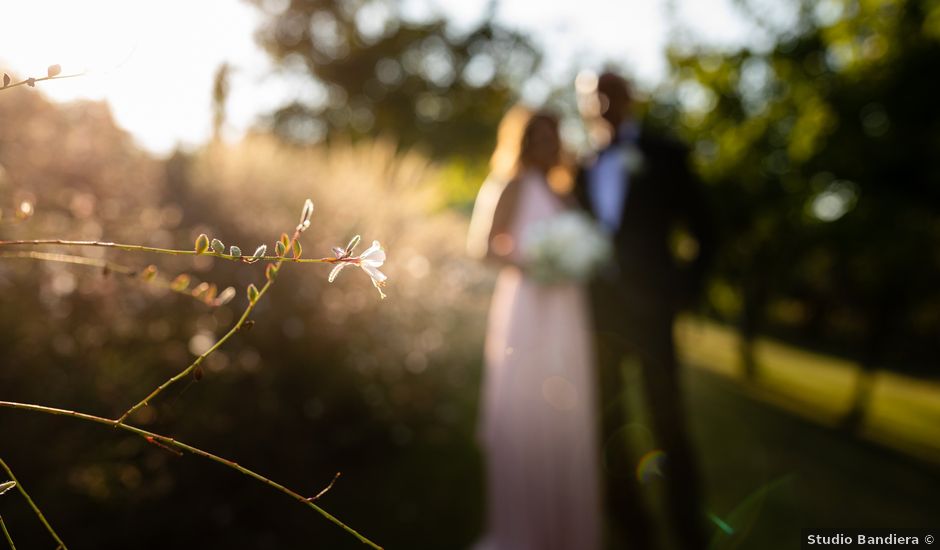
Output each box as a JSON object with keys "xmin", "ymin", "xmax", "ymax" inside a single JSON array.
[
  {"xmin": 229, "ymin": 245, "xmax": 241, "ymax": 258},
  {"xmin": 251, "ymin": 245, "xmax": 267, "ymax": 260},
  {"xmin": 292, "ymin": 240, "xmax": 302, "ymax": 259},
  {"xmin": 246, "ymin": 284, "xmax": 259, "ymax": 304},
  {"xmin": 275, "ymin": 241, "xmax": 286, "ymax": 257},
  {"xmin": 210, "ymin": 238, "xmax": 225, "ymax": 254}
]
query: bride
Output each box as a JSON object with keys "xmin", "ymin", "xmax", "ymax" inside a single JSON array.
[{"xmin": 468, "ymin": 106, "xmax": 603, "ymax": 550}]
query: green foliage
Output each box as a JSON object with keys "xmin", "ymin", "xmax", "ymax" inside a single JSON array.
[
  {"xmin": 435, "ymin": 156, "xmax": 491, "ymax": 210},
  {"xmin": 657, "ymin": 0, "xmax": 940, "ymax": 374},
  {"xmin": 246, "ymin": 0, "xmax": 540, "ymax": 160}
]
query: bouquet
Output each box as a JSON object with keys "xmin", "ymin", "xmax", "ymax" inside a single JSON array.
[{"xmin": 520, "ymin": 210, "xmax": 613, "ymax": 283}]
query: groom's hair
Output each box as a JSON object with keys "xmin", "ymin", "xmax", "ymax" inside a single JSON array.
[{"xmin": 597, "ymin": 72, "xmax": 632, "ymax": 125}]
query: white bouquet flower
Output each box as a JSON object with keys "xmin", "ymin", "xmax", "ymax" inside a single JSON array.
[{"xmin": 521, "ymin": 211, "xmax": 613, "ymax": 283}]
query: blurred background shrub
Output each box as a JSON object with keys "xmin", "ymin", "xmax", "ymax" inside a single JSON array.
[{"xmin": 0, "ymin": 90, "xmax": 492, "ymax": 547}]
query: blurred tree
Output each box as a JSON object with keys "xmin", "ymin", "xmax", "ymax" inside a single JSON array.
[
  {"xmin": 656, "ymin": 0, "xmax": 940, "ymax": 426},
  {"xmin": 246, "ymin": 0, "xmax": 540, "ymax": 159}
]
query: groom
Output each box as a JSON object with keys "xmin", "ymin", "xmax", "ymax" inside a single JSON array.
[{"xmin": 574, "ymin": 71, "xmax": 716, "ymax": 549}]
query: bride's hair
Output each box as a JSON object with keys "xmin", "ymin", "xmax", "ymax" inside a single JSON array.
[
  {"xmin": 489, "ymin": 105, "xmax": 558, "ymax": 181},
  {"xmin": 469, "ymin": 106, "xmax": 571, "ymax": 260},
  {"xmin": 489, "ymin": 105, "xmax": 573, "ymax": 193}
]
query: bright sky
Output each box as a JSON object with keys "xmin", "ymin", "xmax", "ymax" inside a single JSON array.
[{"xmin": 0, "ymin": 0, "xmax": 758, "ymax": 156}]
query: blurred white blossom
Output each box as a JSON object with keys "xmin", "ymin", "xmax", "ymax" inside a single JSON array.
[{"xmin": 521, "ymin": 211, "xmax": 612, "ymax": 283}]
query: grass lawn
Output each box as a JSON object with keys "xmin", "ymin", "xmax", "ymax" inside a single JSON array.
[
  {"xmin": 681, "ymin": 367, "xmax": 940, "ymax": 550},
  {"xmin": 654, "ymin": 317, "xmax": 940, "ymax": 550},
  {"xmin": 676, "ymin": 317, "xmax": 940, "ymax": 464}
]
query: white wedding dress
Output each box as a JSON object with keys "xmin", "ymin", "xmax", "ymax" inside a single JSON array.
[{"xmin": 475, "ymin": 170, "xmax": 602, "ymax": 550}]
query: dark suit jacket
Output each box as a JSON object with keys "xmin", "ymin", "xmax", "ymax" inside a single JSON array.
[{"xmin": 575, "ymin": 129, "xmax": 716, "ymax": 321}]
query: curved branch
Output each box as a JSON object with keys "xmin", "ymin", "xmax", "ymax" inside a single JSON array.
[
  {"xmin": 0, "ymin": 251, "xmax": 231, "ymax": 307},
  {"xmin": 115, "ymin": 273, "xmax": 267, "ymax": 423},
  {"xmin": 114, "ymin": 227, "xmax": 308, "ymax": 423},
  {"xmin": 0, "ymin": 515, "xmax": 15, "ymax": 550},
  {"xmin": 0, "ymin": 458, "xmax": 68, "ymax": 550},
  {"xmin": 0, "ymin": 72, "xmax": 84, "ymax": 92},
  {"xmin": 0, "ymin": 239, "xmax": 343, "ymax": 265},
  {"xmin": 0, "ymin": 401, "xmax": 382, "ymax": 550}
]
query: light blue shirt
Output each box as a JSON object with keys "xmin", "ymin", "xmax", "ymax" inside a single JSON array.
[{"xmin": 588, "ymin": 122, "xmax": 640, "ymax": 233}]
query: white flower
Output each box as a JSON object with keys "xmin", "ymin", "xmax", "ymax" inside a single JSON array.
[{"xmin": 328, "ymin": 236, "xmax": 388, "ymax": 299}]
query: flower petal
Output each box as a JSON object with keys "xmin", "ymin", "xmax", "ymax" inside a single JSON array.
[
  {"xmin": 358, "ymin": 241, "xmax": 385, "ymax": 264},
  {"xmin": 344, "ymin": 235, "xmax": 361, "ymax": 255},
  {"xmin": 360, "ymin": 263, "xmax": 387, "ymax": 283},
  {"xmin": 362, "ymin": 256, "xmax": 386, "ymax": 268},
  {"xmin": 328, "ymin": 263, "xmax": 347, "ymax": 283}
]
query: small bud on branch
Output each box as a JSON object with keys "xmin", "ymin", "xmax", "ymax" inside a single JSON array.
[
  {"xmin": 215, "ymin": 286, "xmax": 236, "ymax": 306},
  {"xmin": 298, "ymin": 199, "xmax": 314, "ymax": 232},
  {"xmin": 141, "ymin": 265, "xmax": 158, "ymax": 281},
  {"xmin": 171, "ymin": 274, "xmax": 191, "ymax": 291},
  {"xmin": 195, "ymin": 234, "xmax": 210, "ymax": 254}
]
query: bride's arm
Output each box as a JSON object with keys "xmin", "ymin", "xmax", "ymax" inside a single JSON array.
[
  {"xmin": 467, "ymin": 176, "xmax": 526, "ymax": 269},
  {"xmin": 487, "ymin": 178, "xmax": 525, "ymax": 267}
]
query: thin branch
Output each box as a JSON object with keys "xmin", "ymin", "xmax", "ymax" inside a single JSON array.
[
  {"xmin": 0, "ymin": 250, "xmax": 134, "ymax": 273},
  {"xmin": 0, "ymin": 516, "xmax": 15, "ymax": 550},
  {"xmin": 0, "ymin": 239, "xmax": 345, "ymax": 265},
  {"xmin": 0, "ymin": 251, "xmax": 232, "ymax": 307},
  {"xmin": 0, "ymin": 72, "xmax": 83, "ymax": 92},
  {"xmin": 0, "ymin": 458, "xmax": 68, "ymax": 550},
  {"xmin": 0, "ymin": 401, "xmax": 382, "ymax": 550},
  {"xmin": 115, "ymin": 227, "xmax": 306, "ymax": 423},
  {"xmin": 307, "ymin": 472, "xmax": 341, "ymax": 502},
  {"xmin": 115, "ymin": 278, "xmax": 265, "ymax": 423}
]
